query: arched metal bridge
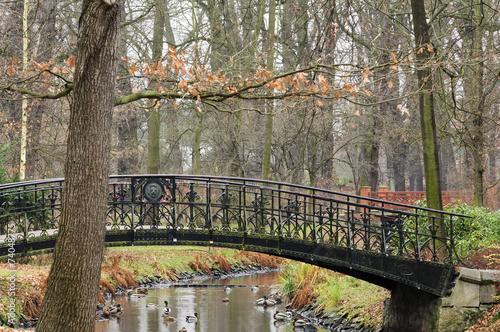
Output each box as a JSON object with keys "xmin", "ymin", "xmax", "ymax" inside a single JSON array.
[{"xmin": 0, "ymin": 175, "xmax": 470, "ymax": 296}]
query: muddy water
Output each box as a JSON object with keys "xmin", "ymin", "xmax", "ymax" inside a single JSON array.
[{"xmin": 94, "ymin": 272, "xmax": 326, "ymax": 332}]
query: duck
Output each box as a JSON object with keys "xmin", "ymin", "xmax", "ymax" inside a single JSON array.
[
  {"xmin": 251, "ymin": 286, "xmax": 258, "ymax": 292},
  {"xmin": 125, "ymin": 287, "xmax": 137, "ymax": 294},
  {"xmin": 163, "ymin": 301, "xmax": 171, "ymax": 314},
  {"xmin": 185, "ymin": 313, "xmax": 198, "ymax": 322},
  {"xmin": 273, "ymin": 310, "xmax": 291, "ymax": 321},
  {"xmin": 264, "ymin": 297, "xmax": 277, "ymax": 306},
  {"xmin": 179, "ymin": 328, "xmax": 187, "ymax": 332},
  {"xmin": 224, "ymin": 286, "xmax": 231, "ymax": 293},
  {"xmin": 103, "ymin": 304, "xmax": 122, "ymax": 316},
  {"xmin": 128, "ymin": 292, "xmax": 146, "ymax": 298},
  {"xmin": 145, "ymin": 303, "xmax": 157, "ymax": 307},
  {"xmin": 109, "ymin": 304, "xmax": 122, "ymax": 314},
  {"xmin": 255, "ymin": 295, "xmax": 268, "ymax": 305},
  {"xmin": 163, "ymin": 315, "xmax": 176, "ymax": 322},
  {"xmin": 137, "ymin": 287, "xmax": 149, "ymax": 294},
  {"xmin": 222, "ymin": 297, "xmax": 230, "ymax": 303},
  {"xmin": 293, "ymin": 318, "xmax": 308, "ymax": 327}
]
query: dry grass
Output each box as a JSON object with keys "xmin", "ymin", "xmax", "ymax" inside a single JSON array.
[
  {"xmin": 0, "ymin": 263, "xmax": 50, "ymax": 320},
  {"xmin": 280, "ymin": 264, "xmax": 327, "ymax": 309},
  {"xmin": 21, "ymin": 293, "xmax": 43, "ymax": 319},
  {"xmin": 236, "ymin": 251, "xmax": 282, "ymax": 268},
  {"xmin": 211, "ymin": 253, "xmax": 232, "ymax": 273},
  {"xmin": 188, "ymin": 253, "xmax": 212, "ymax": 275},
  {"xmin": 102, "ymin": 254, "xmax": 137, "ymax": 290}
]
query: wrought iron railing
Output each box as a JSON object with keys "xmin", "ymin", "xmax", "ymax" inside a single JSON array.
[{"xmin": 0, "ymin": 175, "xmax": 471, "ymax": 265}]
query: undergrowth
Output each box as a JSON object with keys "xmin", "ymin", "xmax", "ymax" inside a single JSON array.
[{"xmin": 277, "ymin": 261, "xmax": 389, "ymax": 329}]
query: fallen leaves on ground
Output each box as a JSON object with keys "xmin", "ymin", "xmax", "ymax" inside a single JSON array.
[{"xmin": 465, "ymin": 304, "xmax": 500, "ymax": 332}]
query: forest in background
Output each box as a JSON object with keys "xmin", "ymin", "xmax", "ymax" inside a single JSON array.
[{"xmin": 0, "ymin": 0, "xmax": 499, "ymax": 209}]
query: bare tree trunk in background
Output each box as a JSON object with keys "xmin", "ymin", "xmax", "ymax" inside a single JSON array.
[
  {"xmin": 469, "ymin": 0, "xmax": 486, "ymax": 207},
  {"xmin": 359, "ymin": 111, "xmax": 380, "ymax": 191},
  {"xmin": 116, "ymin": 3, "xmax": 138, "ymax": 175},
  {"xmin": 146, "ymin": 0, "xmax": 165, "ymax": 174},
  {"xmin": 409, "ymin": 145, "xmax": 424, "ymax": 192},
  {"xmin": 26, "ymin": 0, "xmax": 58, "ymax": 178},
  {"xmin": 261, "ymin": 0, "xmax": 276, "ymax": 181},
  {"xmin": 163, "ymin": 12, "xmax": 183, "ymax": 173},
  {"xmin": 411, "ymin": 0, "xmax": 443, "ymax": 212}
]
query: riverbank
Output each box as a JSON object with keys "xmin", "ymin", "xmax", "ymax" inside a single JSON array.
[
  {"xmin": 0, "ymin": 246, "xmax": 282, "ymax": 328},
  {"xmin": 276, "ymin": 261, "xmax": 389, "ymax": 331}
]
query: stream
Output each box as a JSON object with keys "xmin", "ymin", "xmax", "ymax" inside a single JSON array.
[{"xmin": 94, "ymin": 271, "xmax": 327, "ymax": 332}]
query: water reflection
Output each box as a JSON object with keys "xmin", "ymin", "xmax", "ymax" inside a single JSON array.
[{"xmin": 95, "ymin": 272, "xmax": 326, "ymax": 332}]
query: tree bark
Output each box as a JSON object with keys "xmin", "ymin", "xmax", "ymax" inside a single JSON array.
[
  {"xmin": 359, "ymin": 110, "xmax": 380, "ymax": 191},
  {"xmin": 410, "ymin": 0, "xmax": 443, "ymax": 212},
  {"xmin": 261, "ymin": 0, "xmax": 276, "ymax": 181},
  {"xmin": 193, "ymin": 111, "xmax": 203, "ymax": 174},
  {"xmin": 146, "ymin": 0, "xmax": 165, "ymax": 174},
  {"xmin": 469, "ymin": 0, "xmax": 486, "ymax": 207},
  {"xmin": 25, "ymin": 0, "xmax": 58, "ymax": 178},
  {"xmin": 36, "ymin": 0, "xmax": 121, "ymax": 330}
]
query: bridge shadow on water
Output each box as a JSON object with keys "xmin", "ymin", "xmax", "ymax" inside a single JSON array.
[{"xmin": 0, "ymin": 175, "xmax": 472, "ymax": 296}]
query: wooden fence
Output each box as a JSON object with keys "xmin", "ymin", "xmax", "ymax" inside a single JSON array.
[{"xmin": 359, "ymin": 187, "xmax": 477, "ymax": 209}]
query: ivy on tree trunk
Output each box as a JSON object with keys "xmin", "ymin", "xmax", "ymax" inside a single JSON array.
[
  {"xmin": 410, "ymin": 0, "xmax": 443, "ymax": 212},
  {"xmin": 410, "ymin": 0, "xmax": 447, "ymax": 250}
]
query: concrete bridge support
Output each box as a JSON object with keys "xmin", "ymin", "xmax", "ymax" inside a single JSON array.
[{"xmin": 382, "ymin": 267, "xmax": 500, "ymax": 332}]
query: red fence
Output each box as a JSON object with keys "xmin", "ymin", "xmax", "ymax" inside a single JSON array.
[{"xmin": 359, "ymin": 187, "xmax": 476, "ymax": 209}]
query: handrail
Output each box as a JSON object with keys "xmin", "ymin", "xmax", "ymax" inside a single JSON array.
[{"xmin": 0, "ymin": 174, "xmax": 471, "ymax": 218}]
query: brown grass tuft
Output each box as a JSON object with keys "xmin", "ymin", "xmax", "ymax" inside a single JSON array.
[
  {"xmin": 102, "ymin": 253, "xmax": 138, "ymax": 290},
  {"xmin": 22, "ymin": 293, "xmax": 43, "ymax": 319},
  {"xmin": 188, "ymin": 253, "xmax": 212, "ymax": 275},
  {"xmin": 100, "ymin": 277, "xmax": 116, "ymax": 297},
  {"xmin": 290, "ymin": 283, "xmax": 316, "ymax": 309},
  {"xmin": 236, "ymin": 251, "xmax": 282, "ymax": 269},
  {"xmin": 211, "ymin": 253, "xmax": 232, "ymax": 273}
]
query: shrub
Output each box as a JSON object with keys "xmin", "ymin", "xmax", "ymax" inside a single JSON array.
[{"xmin": 444, "ymin": 204, "xmax": 500, "ymax": 260}]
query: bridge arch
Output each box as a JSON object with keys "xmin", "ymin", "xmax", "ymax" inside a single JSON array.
[{"xmin": 0, "ymin": 175, "xmax": 470, "ymax": 296}]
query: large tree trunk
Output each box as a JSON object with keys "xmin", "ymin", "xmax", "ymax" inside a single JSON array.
[
  {"xmin": 36, "ymin": 0, "xmax": 121, "ymax": 330},
  {"xmin": 410, "ymin": 0, "xmax": 447, "ymax": 258}
]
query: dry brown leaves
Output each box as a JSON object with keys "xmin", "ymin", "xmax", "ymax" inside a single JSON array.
[
  {"xmin": 0, "ymin": 263, "xmax": 49, "ymax": 319},
  {"xmin": 465, "ymin": 304, "xmax": 500, "ymax": 332}
]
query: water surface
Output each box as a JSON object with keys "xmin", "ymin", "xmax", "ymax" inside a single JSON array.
[{"xmin": 95, "ymin": 272, "xmax": 326, "ymax": 332}]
